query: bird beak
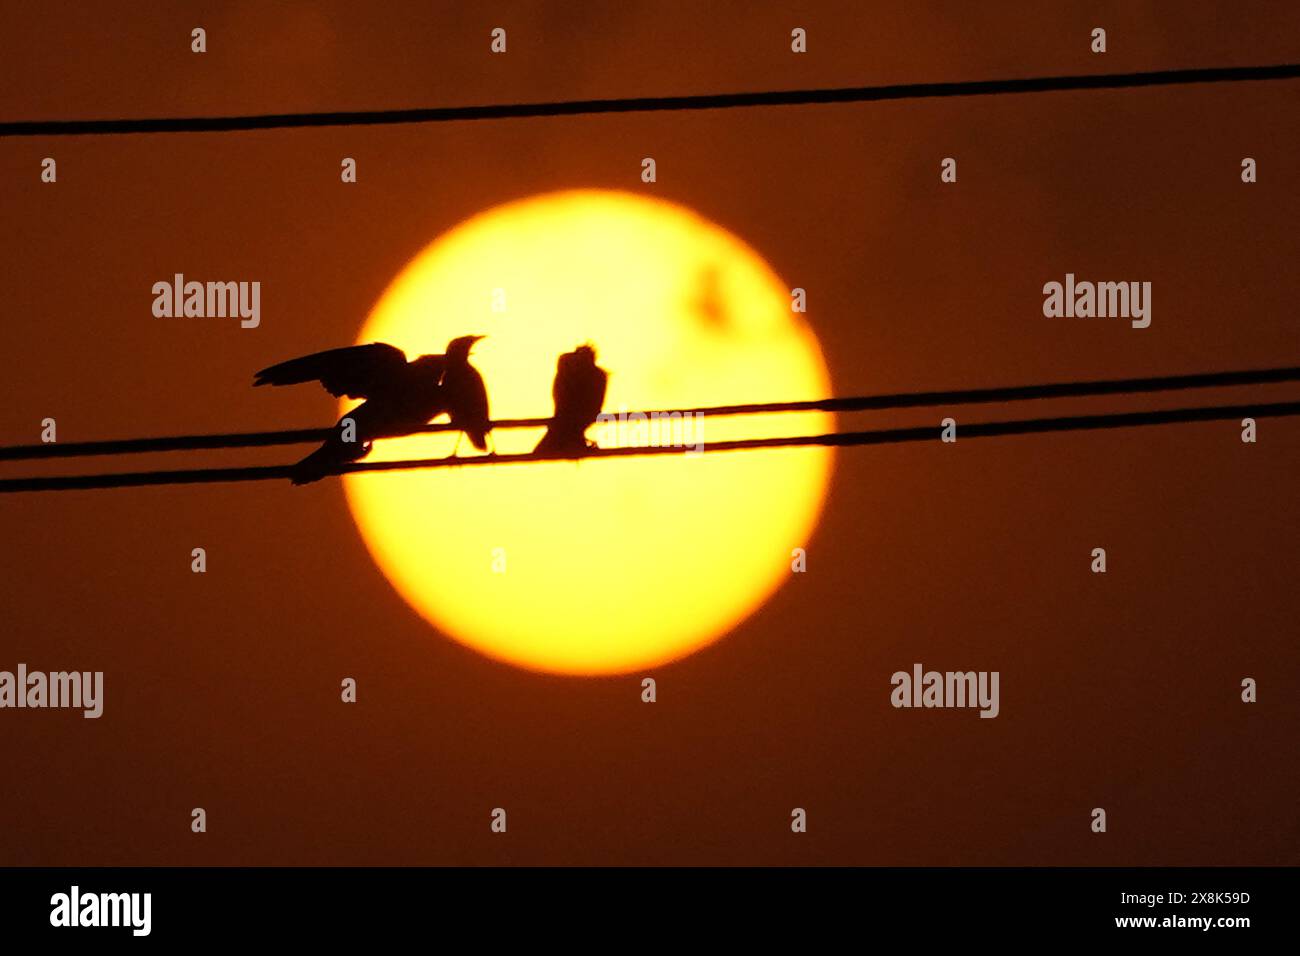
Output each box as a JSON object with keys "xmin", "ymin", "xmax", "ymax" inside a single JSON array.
[{"xmin": 469, "ymin": 335, "xmax": 487, "ymax": 349}]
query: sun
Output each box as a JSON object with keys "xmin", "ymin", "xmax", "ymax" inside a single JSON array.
[{"xmin": 344, "ymin": 189, "xmax": 833, "ymax": 675}]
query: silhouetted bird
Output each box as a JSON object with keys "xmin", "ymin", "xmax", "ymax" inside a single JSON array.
[
  {"xmin": 440, "ymin": 334, "xmax": 493, "ymax": 456},
  {"xmin": 254, "ymin": 342, "xmax": 447, "ymax": 484},
  {"xmin": 534, "ymin": 345, "xmax": 609, "ymax": 457}
]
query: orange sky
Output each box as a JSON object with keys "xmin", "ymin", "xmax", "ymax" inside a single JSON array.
[{"xmin": 1, "ymin": 1, "xmax": 1297, "ymax": 865}]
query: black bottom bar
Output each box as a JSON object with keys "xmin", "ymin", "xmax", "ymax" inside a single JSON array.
[{"xmin": 0, "ymin": 866, "xmax": 1287, "ymax": 942}]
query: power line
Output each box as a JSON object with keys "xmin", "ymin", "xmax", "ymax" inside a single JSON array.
[
  {"xmin": 4, "ymin": 63, "xmax": 1297, "ymax": 137},
  {"xmin": 4, "ymin": 364, "xmax": 1298, "ymax": 462},
  {"xmin": 3, "ymin": 399, "xmax": 1294, "ymax": 494}
]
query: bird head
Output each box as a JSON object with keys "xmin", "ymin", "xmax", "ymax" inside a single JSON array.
[
  {"xmin": 572, "ymin": 344, "xmax": 598, "ymax": 364},
  {"xmin": 446, "ymin": 335, "xmax": 486, "ymax": 361}
]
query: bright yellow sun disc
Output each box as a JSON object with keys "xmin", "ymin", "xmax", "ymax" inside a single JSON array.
[{"xmin": 346, "ymin": 189, "xmax": 833, "ymax": 675}]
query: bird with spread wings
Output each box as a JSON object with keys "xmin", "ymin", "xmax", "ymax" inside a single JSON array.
[{"xmin": 254, "ymin": 335, "xmax": 490, "ymax": 484}]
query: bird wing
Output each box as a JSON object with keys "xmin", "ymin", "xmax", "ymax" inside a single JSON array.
[
  {"xmin": 253, "ymin": 343, "xmax": 409, "ymax": 398},
  {"xmin": 578, "ymin": 365, "xmax": 610, "ymax": 425}
]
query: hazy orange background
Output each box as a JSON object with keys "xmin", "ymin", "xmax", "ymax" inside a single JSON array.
[{"xmin": 1, "ymin": 1, "xmax": 1297, "ymax": 865}]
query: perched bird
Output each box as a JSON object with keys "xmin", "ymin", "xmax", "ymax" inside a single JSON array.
[
  {"xmin": 439, "ymin": 334, "xmax": 493, "ymax": 456},
  {"xmin": 534, "ymin": 345, "xmax": 609, "ymax": 457},
  {"xmin": 254, "ymin": 341, "xmax": 448, "ymax": 484}
]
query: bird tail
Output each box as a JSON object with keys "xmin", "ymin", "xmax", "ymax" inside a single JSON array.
[
  {"xmin": 289, "ymin": 440, "xmax": 371, "ymax": 485},
  {"xmin": 289, "ymin": 447, "xmax": 335, "ymax": 485},
  {"xmin": 533, "ymin": 425, "xmax": 588, "ymax": 458},
  {"xmin": 469, "ymin": 429, "xmax": 489, "ymax": 452}
]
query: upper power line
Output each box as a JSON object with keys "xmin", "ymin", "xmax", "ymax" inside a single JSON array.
[{"xmin": 3, "ymin": 63, "xmax": 1298, "ymax": 137}]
